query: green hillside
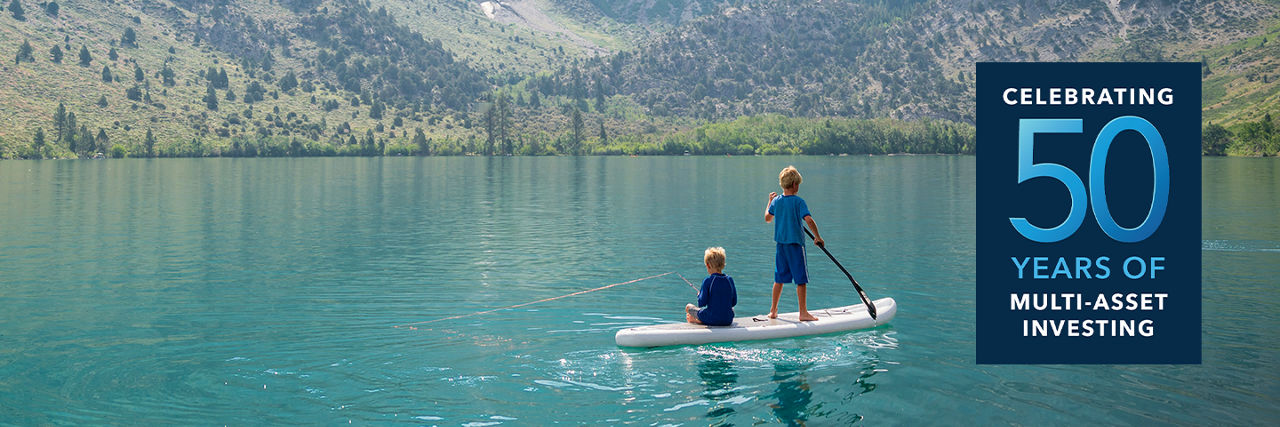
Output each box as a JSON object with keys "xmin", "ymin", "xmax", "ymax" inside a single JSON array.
[
  {"xmin": 0, "ymin": 0, "xmax": 495, "ymax": 158},
  {"xmin": 1199, "ymin": 22, "xmax": 1280, "ymax": 125},
  {"xmin": 1, "ymin": 0, "xmax": 1278, "ymax": 159}
]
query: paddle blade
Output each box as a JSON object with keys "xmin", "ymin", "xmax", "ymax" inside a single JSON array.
[{"xmin": 859, "ymin": 289, "xmax": 878, "ymax": 319}]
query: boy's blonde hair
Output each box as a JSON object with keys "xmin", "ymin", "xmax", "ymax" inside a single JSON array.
[
  {"xmin": 704, "ymin": 247, "xmax": 726, "ymax": 271},
  {"xmin": 779, "ymin": 166, "xmax": 802, "ymax": 189}
]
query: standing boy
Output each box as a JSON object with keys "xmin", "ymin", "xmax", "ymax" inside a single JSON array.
[{"xmin": 765, "ymin": 166, "xmax": 823, "ymax": 321}]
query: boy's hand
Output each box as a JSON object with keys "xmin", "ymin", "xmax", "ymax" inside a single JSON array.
[
  {"xmin": 815, "ymin": 237, "xmax": 825, "ymax": 248},
  {"xmin": 765, "ymin": 192, "xmax": 778, "ymax": 222}
]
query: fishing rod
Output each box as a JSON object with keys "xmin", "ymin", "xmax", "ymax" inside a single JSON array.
[
  {"xmin": 804, "ymin": 227, "xmax": 878, "ymax": 319},
  {"xmin": 676, "ymin": 272, "xmax": 700, "ymax": 293}
]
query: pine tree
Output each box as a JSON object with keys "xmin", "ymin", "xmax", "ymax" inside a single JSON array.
[
  {"xmin": 594, "ymin": 78, "xmax": 606, "ymax": 111},
  {"xmin": 530, "ymin": 91, "xmax": 541, "ymax": 109},
  {"xmin": 497, "ymin": 92, "xmax": 511, "ymax": 154},
  {"xmin": 78, "ymin": 45, "xmax": 91, "ymax": 67},
  {"xmin": 49, "ymin": 44, "xmax": 62, "ymax": 63},
  {"xmin": 108, "ymin": 47, "xmax": 118, "ymax": 61},
  {"xmin": 96, "ymin": 95, "xmax": 108, "ymax": 107},
  {"xmin": 570, "ymin": 107, "xmax": 583, "ymax": 155},
  {"xmin": 77, "ymin": 125, "xmax": 91, "ymax": 156},
  {"xmin": 96, "ymin": 128, "xmax": 108, "ymax": 152},
  {"xmin": 368, "ymin": 100, "xmax": 384, "ymax": 119},
  {"xmin": 43, "ymin": 1, "xmax": 55, "ymax": 17},
  {"xmin": 126, "ymin": 85, "xmax": 142, "ymax": 101},
  {"xmin": 134, "ymin": 64, "xmax": 144, "ymax": 82},
  {"xmin": 599, "ymin": 120, "xmax": 607, "ymax": 145},
  {"xmin": 32, "ymin": 127, "xmax": 45, "ymax": 157},
  {"xmin": 225, "ymin": 87, "xmax": 236, "ymax": 101},
  {"xmin": 121, "ymin": 27, "xmax": 137, "ymax": 48},
  {"xmin": 413, "ymin": 128, "xmax": 428, "ymax": 155},
  {"xmin": 101, "ymin": 65, "xmax": 113, "ymax": 82},
  {"xmin": 484, "ymin": 103, "xmax": 496, "ymax": 155},
  {"xmin": 53, "ymin": 103, "xmax": 66, "ymax": 142},
  {"xmin": 15, "ymin": 39, "xmax": 33, "ymax": 64},
  {"xmin": 160, "ymin": 64, "xmax": 175, "ymax": 86},
  {"xmin": 279, "ymin": 70, "xmax": 298, "ymax": 92},
  {"xmin": 204, "ymin": 83, "xmax": 219, "ymax": 110},
  {"xmin": 63, "ymin": 111, "xmax": 76, "ymax": 149},
  {"xmin": 144, "ymin": 128, "xmax": 155, "ymax": 157},
  {"xmin": 245, "ymin": 81, "xmax": 265, "ymax": 103},
  {"xmin": 217, "ymin": 68, "xmax": 229, "ymax": 88},
  {"xmin": 8, "ymin": 0, "xmax": 24, "ymax": 21},
  {"xmin": 67, "ymin": 123, "xmax": 78, "ymax": 154}
]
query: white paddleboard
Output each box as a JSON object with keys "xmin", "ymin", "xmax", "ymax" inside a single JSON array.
[{"xmin": 615, "ymin": 297, "xmax": 896, "ymax": 347}]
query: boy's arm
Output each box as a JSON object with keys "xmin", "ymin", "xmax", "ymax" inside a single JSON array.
[
  {"xmin": 698, "ymin": 279, "xmax": 710, "ymax": 307},
  {"xmin": 729, "ymin": 278, "xmax": 737, "ymax": 307},
  {"xmin": 804, "ymin": 215, "xmax": 824, "ymax": 247},
  {"xmin": 764, "ymin": 192, "xmax": 777, "ymax": 222}
]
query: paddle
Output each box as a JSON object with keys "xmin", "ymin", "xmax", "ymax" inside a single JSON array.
[{"xmin": 804, "ymin": 227, "xmax": 878, "ymax": 320}]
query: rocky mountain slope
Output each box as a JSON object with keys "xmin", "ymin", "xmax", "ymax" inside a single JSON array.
[{"xmin": 0, "ymin": 0, "xmax": 1276, "ymax": 158}]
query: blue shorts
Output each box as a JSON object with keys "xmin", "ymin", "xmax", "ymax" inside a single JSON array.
[
  {"xmin": 774, "ymin": 243, "xmax": 809, "ymax": 284},
  {"xmin": 696, "ymin": 307, "xmax": 734, "ymax": 327}
]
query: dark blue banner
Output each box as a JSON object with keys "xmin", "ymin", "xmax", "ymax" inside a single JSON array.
[{"xmin": 976, "ymin": 62, "xmax": 1201, "ymax": 364}]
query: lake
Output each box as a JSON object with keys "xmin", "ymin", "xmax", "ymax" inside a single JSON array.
[{"xmin": 1, "ymin": 156, "xmax": 1276, "ymax": 424}]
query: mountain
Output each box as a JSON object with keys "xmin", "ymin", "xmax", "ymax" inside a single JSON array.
[
  {"xmin": 0, "ymin": 0, "xmax": 1277, "ymax": 159},
  {"xmin": 560, "ymin": 0, "xmax": 1277, "ymax": 124},
  {"xmin": 1, "ymin": 0, "xmax": 494, "ymax": 157}
]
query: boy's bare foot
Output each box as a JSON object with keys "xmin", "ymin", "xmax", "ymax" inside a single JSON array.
[
  {"xmin": 768, "ymin": 311, "xmax": 778, "ymax": 319},
  {"xmin": 799, "ymin": 312, "xmax": 818, "ymax": 321}
]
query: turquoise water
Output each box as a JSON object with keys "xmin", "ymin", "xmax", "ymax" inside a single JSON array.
[{"xmin": 0, "ymin": 156, "xmax": 1276, "ymax": 424}]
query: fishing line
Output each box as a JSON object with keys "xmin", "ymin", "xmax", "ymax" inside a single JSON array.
[{"xmin": 394, "ymin": 271, "xmax": 678, "ymax": 329}]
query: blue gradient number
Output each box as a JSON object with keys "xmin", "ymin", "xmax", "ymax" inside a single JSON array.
[
  {"xmin": 1010, "ymin": 119, "xmax": 1086, "ymax": 243},
  {"xmin": 1009, "ymin": 117, "xmax": 1169, "ymax": 243},
  {"xmin": 1090, "ymin": 116, "xmax": 1169, "ymax": 243}
]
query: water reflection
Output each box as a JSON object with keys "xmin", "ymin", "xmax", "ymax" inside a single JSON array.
[
  {"xmin": 769, "ymin": 361, "xmax": 813, "ymax": 426},
  {"xmin": 698, "ymin": 352, "xmax": 738, "ymax": 424},
  {"xmin": 852, "ymin": 358, "xmax": 879, "ymax": 397}
]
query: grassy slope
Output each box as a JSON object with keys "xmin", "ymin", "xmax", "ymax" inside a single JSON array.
[
  {"xmin": 370, "ymin": 0, "xmax": 607, "ymax": 75},
  {"xmin": 1077, "ymin": 0, "xmax": 1280, "ymax": 126},
  {"xmin": 0, "ymin": 0, "xmax": 204, "ymax": 149},
  {"xmin": 1198, "ymin": 21, "xmax": 1280, "ymax": 125},
  {"xmin": 0, "ymin": 0, "xmax": 485, "ymax": 157}
]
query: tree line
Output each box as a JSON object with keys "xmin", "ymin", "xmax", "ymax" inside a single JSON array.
[{"xmin": 1203, "ymin": 114, "xmax": 1280, "ymax": 157}]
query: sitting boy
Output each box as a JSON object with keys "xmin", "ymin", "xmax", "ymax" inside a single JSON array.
[{"xmin": 685, "ymin": 247, "xmax": 737, "ymax": 326}]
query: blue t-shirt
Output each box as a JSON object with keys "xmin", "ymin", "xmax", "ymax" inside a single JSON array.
[
  {"xmin": 768, "ymin": 195, "xmax": 811, "ymax": 244},
  {"xmin": 696, "ymin": 273, "xmax": 736, "ymax": 326}
]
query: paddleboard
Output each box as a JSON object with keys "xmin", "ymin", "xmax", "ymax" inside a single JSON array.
[{"xmin": 615, "ymin": 297, "xmax": 896, "ymax": 347}]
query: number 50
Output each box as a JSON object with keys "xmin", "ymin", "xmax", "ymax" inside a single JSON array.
[{"xmin": 1010, "ymin": 117, "xmax": 1170, "ymax": 243}]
